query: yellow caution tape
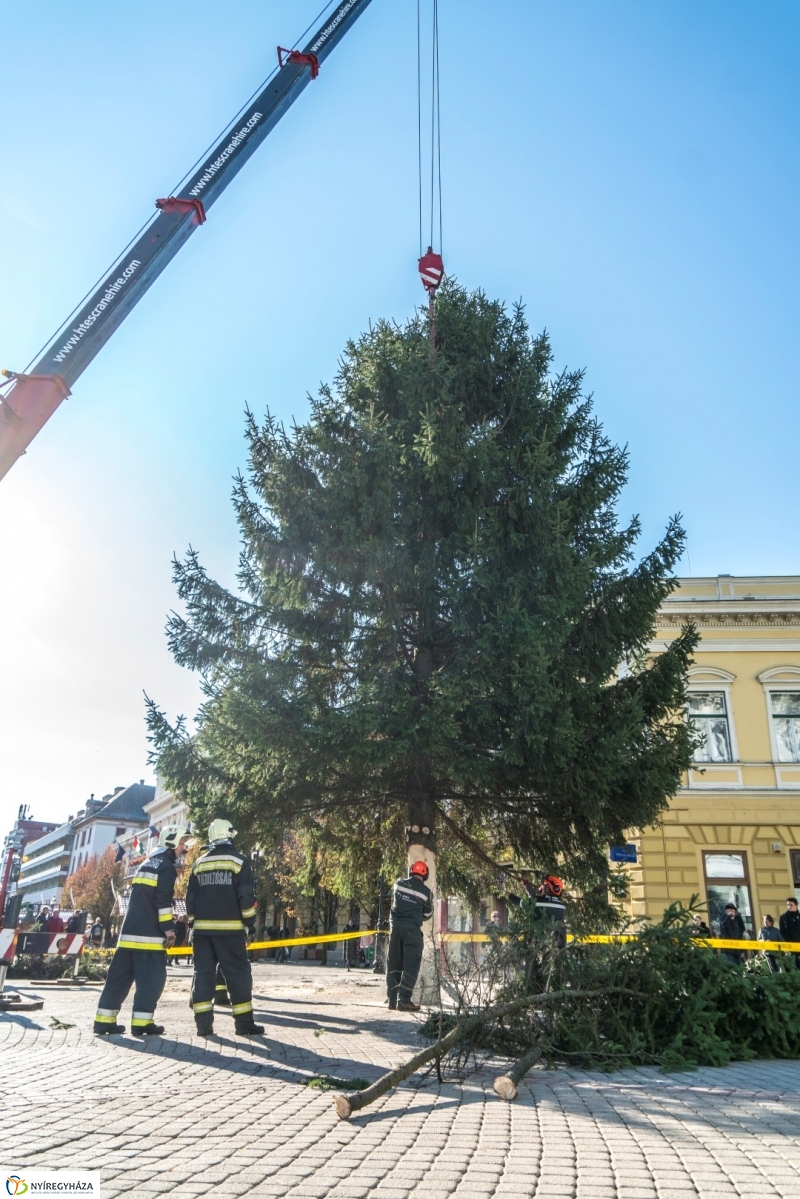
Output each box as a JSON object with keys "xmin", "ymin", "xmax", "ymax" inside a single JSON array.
[
  {"xmin": 238, "ymin": 928, "xmax": 378, "ymax": 951},
  {"xmin": 82, "ymin": 928, "xmax": 379, "ymax": 957},
  {"xmin": 441, "ymin": 932, "xmax": 800, "ymax": 951},
  {"xmin": 165, "ymin": 927, "xmax": 379, "ymax": 956},
  {"xmin": 83, "ymin": 929, "xmax": 800, "ymax": 957}
]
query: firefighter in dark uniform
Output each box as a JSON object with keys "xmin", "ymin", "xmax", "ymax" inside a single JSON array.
[
  {"xmin": 386, "ymin": 860, "xmax": 433, "ymax": 1012},
  {"xmin": 189, "ymin": 841, "xmax": 232, "ymax": 1010},
  {"xmin": 186, "ymin": 819, "xmax": 264, "ymax": 1036},
  {"xmin": 93, "ymin": 825, "xmax": 191, "ymax": 1036},
  {"xmin": 534, "ymin": 874, "xmax": 567, "ymax": 948}
]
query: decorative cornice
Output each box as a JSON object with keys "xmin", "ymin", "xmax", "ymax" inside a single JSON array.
[
  {"xmin": 658, "ymin": 609, "xmax": 800, "ymax": 629},
  {"xmin": 650, "ymin": 638, "xmax": 800, "ymax": 653}
]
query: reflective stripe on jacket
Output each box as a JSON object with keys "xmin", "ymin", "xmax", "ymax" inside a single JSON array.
[
  {"xmin": 119, "ymin": 847, "xmax": 177, "ymax": 949},
  {"xmin": 186, "ymin": 841, "xmax": 256, "ymax": 935}
]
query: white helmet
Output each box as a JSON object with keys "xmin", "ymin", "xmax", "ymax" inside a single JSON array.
[
  {"xmin": 208, "ymin": 818, "xmax": 237, "ymax": 843},
  {"xmin": 161, "ymin": 824, "xmax": 191, "ymax": 851}
]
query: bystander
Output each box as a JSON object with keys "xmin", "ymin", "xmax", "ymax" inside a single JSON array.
[
  {"xmin": 45, "ymin": 908, "xmax": 65, "ymax": 934},
  {"xmin": 779, "ymin": 897, "xmax": 800, "ymax": 970},
  {"xmin": 343, "ymin": 915, "xmax": 360, "ymax": 971},
  {"xmin": 757, "ymin": 914, "xmax": 782, "ymax": 972},
  {"xmin": 719, "ymin": 903, "xmax": 746, "ymax": 965}
]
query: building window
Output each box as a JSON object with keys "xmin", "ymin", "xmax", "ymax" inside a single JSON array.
[
  {"xmin": 702, "ymin": 852, "xmax": 753, "ymax": 936},
  {"xmin": 445, "ymin": 896, "xmax": 473, "ymax": 933},
  {"xmin": 791, "ymin": 850, "xmax": 800, "ymax": 905},
  {"xmin": 688, "ymin": 692, "xmax": 733, "ymax": 762},
  {"xmin": 770, "ymin": 693, "xmax": 800, "ymax": 762}
]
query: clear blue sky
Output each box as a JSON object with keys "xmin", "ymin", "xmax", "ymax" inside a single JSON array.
[{"xmin": 1, "ymin": 0, "xmax": 798, "ymax": 832}]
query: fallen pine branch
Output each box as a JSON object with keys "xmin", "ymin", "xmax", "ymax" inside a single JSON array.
[{"xmin": 333, "ymin": 986, "xmax": 645, "ymax": 1119}]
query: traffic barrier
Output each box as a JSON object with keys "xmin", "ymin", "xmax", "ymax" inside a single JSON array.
[
  {"xmin": 0, "ymin": 928, "xmax": 16, "ymax": 963},
  {"xmin": 0, "ymin": 929, "xmax": 85, "ymax": 988},
  {"xmin": 14, "ymin": 932, "xmax": 84, "ymax": 955}
]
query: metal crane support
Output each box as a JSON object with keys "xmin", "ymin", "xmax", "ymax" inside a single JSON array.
[{"xmin": 0, "ymin": 0, "xmax": 374, "ymax": 483}]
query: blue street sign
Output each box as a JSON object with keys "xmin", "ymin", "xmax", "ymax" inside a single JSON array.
[{"xmin": 609, "ymin": 844, "xmax": 638, "ymax": 863}]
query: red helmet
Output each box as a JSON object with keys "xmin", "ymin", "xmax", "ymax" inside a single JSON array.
[
  {"xmin": 409, "ymin": 860, "xmax": 429, "ymax": 879},
  {"xmin": 540, "ymin": 875, "xmax": 564, "ymax": 898}
]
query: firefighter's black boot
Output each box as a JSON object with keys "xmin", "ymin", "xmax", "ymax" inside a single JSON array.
[
  {"xmin": 195, "ymin": 1014, "xmax": 214, "ymax": 1037},
  {"xmin": 94, "ymin": 1021, "xmax": 125, "ymax": 1035},
  {"xmin": 234, "ymin": 1018, "xmax": 265, "ymax": 1036},
  {"xmin": 132, "ymin": 1022, "xmax": 165, "ymax": 1037}
]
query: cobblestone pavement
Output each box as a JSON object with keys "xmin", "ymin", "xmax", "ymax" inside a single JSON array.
[{"xmin": 2, "ymin": 962, "xmax": 800, "ymax": 1198}]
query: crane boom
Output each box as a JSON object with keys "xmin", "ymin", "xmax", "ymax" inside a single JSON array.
[{"xmin": 0, "ymin": 0, "xmax": 374, "ymax": 483}]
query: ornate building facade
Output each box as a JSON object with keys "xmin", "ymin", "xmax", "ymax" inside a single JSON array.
[{"xmin": 623, "ymin": 575, "xmax": 800, "ymax": 933}]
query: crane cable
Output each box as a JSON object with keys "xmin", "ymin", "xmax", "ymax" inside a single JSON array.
[{"xmin": 417, "ymin": 0, "xmax": 444, "ymax": 364}]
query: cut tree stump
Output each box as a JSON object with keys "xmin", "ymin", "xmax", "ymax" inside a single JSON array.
[{"xmin": 493, "ymin": 1044, "xmax": 543, "ymax": 1101}]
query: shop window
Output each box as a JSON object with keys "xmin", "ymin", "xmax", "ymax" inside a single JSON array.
[
  {"xmin": 688, "ymin": 692, "xmax": 733, "ymax": 762},
  {"xmin": 703, "ymin": 852, "xmax": 753, "ymax": 936},
  {"xmin": 770, "ymin": 693, "xmax": 800, "ymax": 762}
]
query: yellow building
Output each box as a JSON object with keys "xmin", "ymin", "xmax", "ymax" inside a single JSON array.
[{"xmin": 623, "ymin": 575, "xmax": 800, "ymax": 934}]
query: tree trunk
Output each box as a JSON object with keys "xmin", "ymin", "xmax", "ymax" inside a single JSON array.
[
  {"xmin": 320, "ymin": 890, "xmax": 338, "ymax": 967},
  {"xmin": 372, "ymin": 879, "xmax": 390, "ymax": 974}
]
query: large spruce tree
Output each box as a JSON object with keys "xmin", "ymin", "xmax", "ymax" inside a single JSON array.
[{"xmin": 147, "ymin": 282, "xmax": 695, "ymax": 900}]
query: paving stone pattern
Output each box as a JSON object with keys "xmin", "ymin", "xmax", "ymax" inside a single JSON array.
[{"xmin": 2, "ymin": 963, "xmax": 799, "ymax": 1198}]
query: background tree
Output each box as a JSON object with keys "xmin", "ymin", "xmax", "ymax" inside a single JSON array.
[
  {"xmin": 147, "ymin": 282, "xmax": 696, "ymax": 915},
  {"xmin": 64, "ymin": 846, "xmax": 125, "ymax": 940}
]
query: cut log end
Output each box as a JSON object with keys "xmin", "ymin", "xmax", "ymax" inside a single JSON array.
[
  {"xmin": 492, "ymin": 1075, "xmax": 518, "ymax": 1102},
  {"xmin": 334, "ymin": 1093, "xmax": 353, "ymax": 1120}
]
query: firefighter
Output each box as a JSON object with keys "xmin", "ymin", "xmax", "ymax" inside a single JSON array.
[
  {"xmin": 386, "ymin": 860, "xmax": 433, "ymax": 1012},
  {"xmin": 534, "ymin": 874, "xmax": 567, "ymax": 948},
  {"xmin": 186, "ymin": 838, "xmax": 230, "ymax": 1009},
  {"xmin": 186, "ymin": 819, "xmax": 264, "ymax": 1036},
  {"xmin": 93, "ymin": 825, "xmax": 191, "ymax": 1036}
]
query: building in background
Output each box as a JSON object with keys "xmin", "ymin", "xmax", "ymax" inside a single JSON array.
[
  {"xmin": 111, "ymin": 778, "xmax": 186, "ymax": 870},
  {"xmin": 622, "ymin": 575, "xmax": 800, "ymax": 934},
  {"xmin": 1, "ymin": 806, "xmax": 59, "ymax": 923},
  {"xmin": 143, "ymin": 777, "xmax": 189, "ymax": 845},
  {"xmin": 15, "ymin": 820, "xmax": 76, "ymax": 910},
  {"xmin": 6, "ymin": 782, "xmax": 155, "ymax": 913},
  {"xmin": 67, "ymin": 782, "xmax": 153, "ymax": 875}
]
